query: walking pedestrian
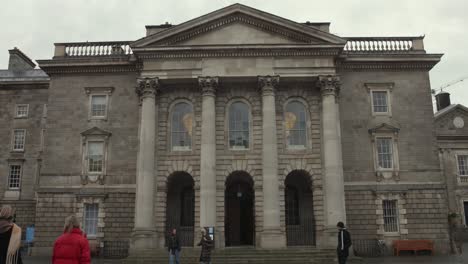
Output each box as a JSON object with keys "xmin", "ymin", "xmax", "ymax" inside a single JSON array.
[
  {"xmin": 168, "ymin": 228, "xmax": 181, "ymax": 264},
  {"xmin": 337, "ymin": 221, "xmax": 352, "ymax": 264},
  {"xmin": 52, "ymin": 215, "xmax": 91, "ymax": 264},
  {"xmin": 197, "ymin": 228, "xmax": 213, "ymax": 264},
  {"xmin": 0, "ymin": 205, "xmax": 22, "ymax": 264}
]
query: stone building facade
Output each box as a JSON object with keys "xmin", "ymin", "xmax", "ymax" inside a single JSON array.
[
  {"xmin": 435, "ymin": 96, "xmax": 468, "ymax": 226},
  {"xmin": 0, "ymin": 4, "xmax": 449, "ymax": 256}
]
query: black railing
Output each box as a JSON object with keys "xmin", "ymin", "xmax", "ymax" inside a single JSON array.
[{"xmin": 102, "ymin": 240, "xmax": 129, "ymax": 259}]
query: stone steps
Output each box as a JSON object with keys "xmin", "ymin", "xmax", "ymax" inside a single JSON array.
[{"xmin": 123, "ymin": 247, "xmax": 345, "ymax": 264}]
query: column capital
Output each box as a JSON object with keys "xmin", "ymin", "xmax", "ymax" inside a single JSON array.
[
  {"xmin": 317, "ymin": 75, "xmax": 340, "ymax": 97},
  {"xmin": 136, "ymin": 77, "xmax": 159, "ymax": 99},
  {"xmin": 198, "ymin": 76, "xmax": 218, "ymax": 97},
  {"xmin": 258, "ymin": 75, "xmax": 279, "ymax": 96}
]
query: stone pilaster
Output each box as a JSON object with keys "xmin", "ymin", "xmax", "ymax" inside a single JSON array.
[
  {"xmin": 131, "ymin": 77, "xmax": 159, "ymax": 253},
  {"xmin": 317, "ymin": 75, "xmax": 346, "ymax": 248},
  {"xmin": 199, "ymin": 76, "xmax": 218, "ymax": 233},
  {"xmin": 258, "ymin": 75, "xmax": 286, "ymax": 248}
]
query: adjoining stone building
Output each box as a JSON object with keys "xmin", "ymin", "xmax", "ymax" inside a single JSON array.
[
  {"xmin": 1, "ymin": 3, "xmax": 449, "ymax": 257},
  {"xmin": 435, "ymin": 93, "xmax": 468, "ymax": 226}
]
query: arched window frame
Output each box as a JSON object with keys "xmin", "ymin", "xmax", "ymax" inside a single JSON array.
[
  {"xmin": 284, "ymin": 98, "xmax": 310, "ymax": 150},
  {"xmin": 169, "ymin": 100, "xmax": 194, "ymax": 152},
  {"xmin": 226, "ymin": 99, "xmax": 252, "ymax": 150}
]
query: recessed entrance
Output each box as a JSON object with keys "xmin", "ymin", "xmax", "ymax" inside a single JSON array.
[
  {"xmin": 285, "ymin": 170, "xmax": 315, "ymax": 246},
  {"xmin": 225, "ymin": 171, "xmax": 255, "ymax": 246},
  {"xmin": 165, "ymin": 172, "xmax": 195, "ymax": 246}
]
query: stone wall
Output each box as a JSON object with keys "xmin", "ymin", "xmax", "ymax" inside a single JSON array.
[
  {"xmin": 339, "ymin": 71, "xmax": 440, "ymax": 183},
  {"xmin": 345, "ymin": 186, "xmax": 449, "ymax": 254},
  {"xmin": 0, "ymin": 85, "xmax": 48, "ymax": 199},
  {"xmin": 40, "ymin": 73, "xmax": 139, "ymax": 186}
]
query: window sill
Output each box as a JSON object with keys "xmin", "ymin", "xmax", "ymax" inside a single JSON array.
[
  {"xmin": 172, "ymin": 146, "xmax": 191, "ymax": 151},
  {"xmin": 4, "ymin": 190, "xmax": 20, "ymax": 200},
  {"xmin": 10, "ymin": 150, "xmax": 25, "ymax": 154},
  {"xmin": 14, "ymin": 116, "xmax": 28, "ymax": 119},
  {"xmin": 229, "ymin": 147, "xmax": 249, "ymax": 151},
  {"xmin": 88, "ymin": 117, "xmax": 107, "ymax": 121},
  {"xmin": 382, "ymin": 232, "xmax": 400, "ymax": 237}
]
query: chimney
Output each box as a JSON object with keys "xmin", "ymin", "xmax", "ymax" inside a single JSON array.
[
  {"xmin": 435, "ymin": 92, "xmax": 451, "ymax": 111},
  {"xmin": 8, "ymin": 47, "xmax": 36, "ymax": 71}
]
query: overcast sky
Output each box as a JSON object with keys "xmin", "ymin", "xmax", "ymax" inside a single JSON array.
[{"xmin": 1, "ymin": 0, "xmax": 467, "ymax": 108}]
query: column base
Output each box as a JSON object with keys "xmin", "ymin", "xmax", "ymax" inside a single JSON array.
[
  {"xmin": 259, "ymin": 228, "xmax": 286, "ymax": 248},
  {"xmin": 129, "ymin": 228, "xmax": 158, "ymax": 255},
  {"xmin": 322, "ymin": 225, "xmax": 339, "ymax": 248}
]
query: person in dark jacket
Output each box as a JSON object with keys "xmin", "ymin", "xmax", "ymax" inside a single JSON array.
[
  {"xmin": 0, "ymin": 205, "xmax": 22, "ymax": 264},
  {"xmin": 197, "ymin": 228, "xmax": 213, "ymax": 264},
  {"xmin": 337, "ymin": 222, "xmax": 352, "ymax": 264},
  {"xmin": 168, "ymin": 228, "xmax": 181, "ymax": 264},
  {"xmin": 52, "ymin": 215, "xmax": 91, "ymax": 264}
]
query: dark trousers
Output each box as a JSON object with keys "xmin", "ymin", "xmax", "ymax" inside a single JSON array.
[{"xmin": 337, "ymin": 248, "xmax": 349, "ymax": 264}]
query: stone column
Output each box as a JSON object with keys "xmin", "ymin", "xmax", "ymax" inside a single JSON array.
[
  {"xmin": 199, "ymin": 77, "xmax": 218, "ymax": 232},
  {"xmin": 131, "ymin": 77, "xmax": 159, "ymax": 252},
  {"xmin": 318, "ymin": 75, "xmax": 346, "ymax": 247},
  {"xmin": 258, "ymin": 75, "xmax": 286, "ymax": 248}
]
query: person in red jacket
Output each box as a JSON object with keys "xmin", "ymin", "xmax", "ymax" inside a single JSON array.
[{"xmin": 52, "ymin": 215, "xmax": 91, "ymax": 264}]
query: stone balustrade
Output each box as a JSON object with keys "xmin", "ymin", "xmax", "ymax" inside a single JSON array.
[
  {"xmin": 54, "ymin": 41, "xmax": 133, "ymax": 57},
  {"xmin": 344, "ymin": 36, "xmax": 425, "ymax": 52}
]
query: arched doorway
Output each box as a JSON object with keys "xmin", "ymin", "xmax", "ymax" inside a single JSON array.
[
  {"xmin": 166, "ymin": 172, "xmax": 194, "ymax": 246},
  {"xmin": 285, "ymin": 170, "xmax": 315, "ymax": 246},
  {"xmin": 225, "ymin": 171, "xmax": 255, "ymax": 246}
]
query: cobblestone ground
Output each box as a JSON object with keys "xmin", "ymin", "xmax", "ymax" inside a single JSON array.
[{"xmin": 22, "ymin": 245, "xmax": 468, "ymax": 264}]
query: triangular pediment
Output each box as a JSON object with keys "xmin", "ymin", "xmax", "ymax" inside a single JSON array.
[
  {"xmin": 368, "ymin": 123, "xmax": 400, "ymax": 134},
  {"xmin": 81, "ymin": 127, "xmax": 112, "ymax": 137},
  {"xmin": 131, "ymin": 4, "xmax": 345, "ymax": 48}
]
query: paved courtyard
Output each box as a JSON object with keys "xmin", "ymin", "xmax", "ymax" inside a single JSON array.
[{"xmin": 22, "ymin": 255, "xmax": 468, "ymax": 264}]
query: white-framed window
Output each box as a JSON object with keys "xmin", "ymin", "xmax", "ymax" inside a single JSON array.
[
  {"xmin": 369, "ymin": 123, "xmax": 400, "ymax": 181},
  {"xmin": 12, "ymin": 129, "xmax": 26, "ymax": 151},
  {"xmin": 382, "ymin": 199, "xmax": 399, "ymax": 232},
  {"xmin": 87, "ymin": 141, "xmax": 104, "ymax": 173},
  {"xmin": 376, "ymin": 193, "xmax": 407, "ymax": 236},
  {"xmin": 84, "ymin": 87, "xmax": 113, "ymax": 120},
  {"xmin": 8, "ymin": 165, "xmax": 22, "ymax": 190},
  {"xmin": 171, "ymin": 102, "xmax": 193, "ymax": 151},
  {"xmin": 228, "ymin": 101, "xmax": 250, "ymax": 149},
  {"xmin": 15, "ymin": 104, "xmax": 29, "ymax": 118},
  {"xmin": 458, "ymin": 155, "xmax": 468, "ymax": 176},
  {"xmin": 91, "ymin": 95, "xmax": 107, "ymax": 118},
  {"xmin": 365, "ymin": 83, "xmax": 393, "ymax": 116},
  {"xmin": 80, "ymin": 127, "xmax": 111, "ymax": 185},
  {"xmin": 371, "ymin": 91, "xmax": 389, "ymax": 113},
  {"xmin": 83, "ymin": 203, "xmax": 99, "ymax": 236},
  {"xmin": 376, "ymin": 137, "xmax": 393, "ymax": 169},
  {"xmin": 285, "ymin": 100, "xmax": 307, "ymax": 149}
]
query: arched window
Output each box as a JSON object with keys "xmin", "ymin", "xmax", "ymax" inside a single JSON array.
[
  {"xmin": 229, "ymin": 101, "xmax": 250, "ymax": 149},
  {"xmin": 285, "ymin": 101, "xmax": 307, "ymax": 148},
  {"xmin": 171, "ymin": 102, "xmax": 193, "ymax": 150}
]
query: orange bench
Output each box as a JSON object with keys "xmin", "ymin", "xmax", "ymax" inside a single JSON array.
[{"xmin": 393, "ymin": 240, "xmax": 434, "ymax": 256}]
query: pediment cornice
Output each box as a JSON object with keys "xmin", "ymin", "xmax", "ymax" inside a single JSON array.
[{"xmin": 131, "ymin": 4, "xmax": 345, "ymax": 48}]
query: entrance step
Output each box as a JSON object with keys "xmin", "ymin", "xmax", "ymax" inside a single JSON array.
[{"xmin": 124, "ymin": 247, "xmax": 342, "ymax": 264}]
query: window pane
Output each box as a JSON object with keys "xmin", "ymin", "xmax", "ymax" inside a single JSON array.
[
  {"xmin": 13, "ymin": 130, "xmax": 25, "ymax": 151},
  {"xmin": 84, "ymin": 204, "xmax": 99, "ymax": 236},
  {"xmin": 171, "ymin": 103, "xmax": 193, "ymax": 149},
  {"xmin": 229, "ymin": 102, "xmax": 249, "ymax": 148},
  {"xmin": 376, "ymin": 138, "xmax": 393, "ymax": 169},
  {"xmin": 458, "ymin": 155, "xmax": 468, "ymax": 176},
  {"xmin": 88, "ymin": 142, "xmax": 104, "ymax": 173},
  {"xmin": 372, "ymin": 91, "xmax": 388, "ymax": 113},
  {"xmin": 285, "ymin": 101, "xmax": 307, "ymax": 147},
  {"xmin": 91, "ymin": 95, "xmax": 106, "ymax": 117},
  {"xmin": 382, "ymin": 200, "xmax": 399, "ymax": 232},
  {"xmin": 16, "ymin": 105, "xmax": 28, "ymax": 117},
  {"xmin": 8, "ymin": 165, "xmax": 21, "ymax": 189}
]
